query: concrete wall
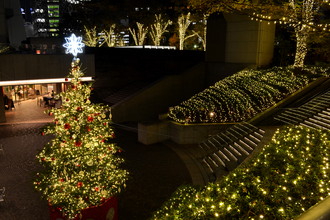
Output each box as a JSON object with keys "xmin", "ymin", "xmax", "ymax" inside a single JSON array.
[
  {"xmin": 0, "ymin": 54, "xmax": 95, "ymax": 81},
  {"xmin": 138, "ymin": 120, "xmax": 236, "ymax": 145},
  {"xmin": 224, "ymin": 14, "xmax": 275, "ymax": 66},
  {"xmin": 111, "ymin": 63, "xmax": 206, "ymax": 123},
  {"xmin": 206, "ymin": 13, "xmax": 275, "ymax": 66}
]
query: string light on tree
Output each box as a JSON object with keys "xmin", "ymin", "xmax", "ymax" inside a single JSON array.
[
  {"xmin": 35, "ymin": 34, "xmax": 128, "ymax": 219},
  {"xmin": 150, "ymin": 14, "xmax": 172, "ymax": 46},
  {"xmin": 129, "ymin": 22, "xmax": 148, "ymax": 46},
  {"xmin": 178, "ymin": 13, "xmax": 197, "ymax": 50},
  {"xmin": 189, "ymin": 0, "xmax": 330, "ymax": 66}
]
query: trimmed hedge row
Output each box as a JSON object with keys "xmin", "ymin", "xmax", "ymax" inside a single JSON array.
[{"xmin": 168, "ymin": 66, "xmax": 329, "ymax": 123}]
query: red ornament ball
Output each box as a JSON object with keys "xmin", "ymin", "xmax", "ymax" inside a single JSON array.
[
  {"xmin": 65, "ymin": 78, "xmax": 68, "ymax": 81},
  {"xmin": 75, "ymin": 141, "xmax": 82, "ymax": 147},
  {"xmin": 77, "ymin": 182, "xmax": 83, "ymax": 187},
  {"xmin": 87, "ymin": 116, "xmax": 94, "ymax": 122},
  {"xmin": 64, "ymin": 123, "xmax": 71, "ymax": 130}
]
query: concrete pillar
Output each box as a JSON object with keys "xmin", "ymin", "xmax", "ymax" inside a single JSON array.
[
  {"xmin": 0, "ymin": 87, "xmax": 6, "ymax": 123},
  {"xmin": 205, "ymin": 13, "xmax": 227, "ymax": 62}
]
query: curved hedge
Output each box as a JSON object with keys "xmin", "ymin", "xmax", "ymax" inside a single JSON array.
[
  {"xmin": 152, "ymin": 126, "xmax": 330, "ymax": 219},
  {"xmin": 168, "ymin": 66, "xmax": 329, "ymax": 123}
]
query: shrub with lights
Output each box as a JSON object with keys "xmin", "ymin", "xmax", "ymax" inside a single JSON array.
[
  {"xmin": 34, "ymin": 56, "xmax": 128, "ymax": 219},
  {"xmin": 152, "ymin": 125, "xmax": 330, "ymax": 219},
  {"xmin": 169, "ymin": 66, "xmax": 329, "ymax": 123}
]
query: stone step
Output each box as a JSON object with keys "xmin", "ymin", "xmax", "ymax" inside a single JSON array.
[
  {"xmin": 307, "ymin": 117, "xmax": 330, "ymax": 129},
  {"xmin": 290, "ymin": 108, "xmax": 313, "ymax": 117},
  {"xmin": 301, "ymin": 120, "xmax": 330, "ymax": 130},
  {"xmin": 313, "ymin": 115, "xmax": 330, "ymax": 124},
  {"xmin": 275, "ymin": 114, "xmax": 300, "ymax": 124},
  {"xmin": 287, "ymin": 108, "xmax": 310, "ymax": 118},
  {"xmin": 233, "ymin": 142, "xmax": 250, "ymax": 156},
  {"xmin": 318, "ymin": 112, "xmax": 330, "ymax": 120}
]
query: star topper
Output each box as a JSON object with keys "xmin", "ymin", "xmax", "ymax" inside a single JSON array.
[{"xmin": 63, "ymin": 33, "xmax": 85, "ymax": 57}]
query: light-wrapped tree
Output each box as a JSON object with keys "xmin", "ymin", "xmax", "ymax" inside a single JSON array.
[
  {"xmin": 150, "ymin": 14, "xmax": 172, "ymax": 46},
  {"xmin": 83, "ymin": 26, "xmax": 99, "ymax": 47},
  {"xmin": 177, "ymin": 12, "xmax": 197, "ymax": 50},
  {"xmin": 99, "ymin": 24, "xmax": 117, "ymax": 47},
  {"xmin": 129, "ymin": 22, "xmax": 148, "ymax": 46},
  {"xmin": 34, "ymin": 34, "xmax": 128, "ymax": 219},
  {"xmin": 189, "ymin": 0, "xmax": 330, "ymax": 66}
]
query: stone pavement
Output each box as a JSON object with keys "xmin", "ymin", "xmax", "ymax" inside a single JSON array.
[{"xmin": 0, "ymin": 99, "xmax": 192, "ymax": 220}]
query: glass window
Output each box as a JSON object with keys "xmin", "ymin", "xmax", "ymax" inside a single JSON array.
[
  {"xmin": 49, "ymin": 19, "xmax": 59, "ymax": 27},
  {"xmin": 48, "ymin": 5, "xmax": 59, "ymax": 17}
]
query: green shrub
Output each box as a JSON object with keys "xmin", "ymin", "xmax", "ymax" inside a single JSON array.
[
  {"xmin": 152, "ymin": 126, "xmax": 330, "ymax": 219},
  {"xmin": 168, "ymin": 66, "xmax": 329, "ymax": 123}
]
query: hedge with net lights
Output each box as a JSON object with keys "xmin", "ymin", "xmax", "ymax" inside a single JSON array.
[
  {"xmin": 168, "ymin": 66, "xmax": 329, "ymax": 123},
  {"xmin": 151, "ymin": 125, "xmax": 330, "ymax": 219}
]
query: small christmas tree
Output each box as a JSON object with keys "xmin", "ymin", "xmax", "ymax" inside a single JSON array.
[{"xmin": 34, "ymin": 34, "xmax": 128, "ymax": 219}]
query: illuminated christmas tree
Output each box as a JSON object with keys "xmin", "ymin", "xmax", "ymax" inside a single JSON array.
[{"xmin": 34, "ymin": 34, "xmax": 128, "ymax": 219}]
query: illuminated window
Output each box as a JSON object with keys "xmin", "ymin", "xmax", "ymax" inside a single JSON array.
[
  {"xmin": 35, "ymin": 8, "xmax": 44, "ymax": 13},
  {"xmin": 49, "ymin": 28, "xmax": 59, "ymax": 32},
  {"xmin": 49, "ymin": 19, "xmax": 59, "ymax": 27},
  {"xmin": 48, "ymin": 5, "xmax": 59, "ymax": 17}
]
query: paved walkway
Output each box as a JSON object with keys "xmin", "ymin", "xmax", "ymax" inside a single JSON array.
[
  {"xmin": 2, "ymin": 98, "xmax": 54, "ymax": 125},
  {"xmin": 0, "ymin": 99, "xmax": 192, "ymax": 220}
]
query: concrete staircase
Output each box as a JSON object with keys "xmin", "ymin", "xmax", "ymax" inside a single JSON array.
[
  {"xmin": 275, "ymin": 90, "xmax": 330, "ymax": 130},
  {"xmin": 198, "ymin": 122, "xmax": 265, "ymax": 181}
]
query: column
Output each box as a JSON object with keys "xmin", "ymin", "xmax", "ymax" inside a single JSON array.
[{"xmin": 0, "ymin": 87, "xmax": 6, "ymax": 123}]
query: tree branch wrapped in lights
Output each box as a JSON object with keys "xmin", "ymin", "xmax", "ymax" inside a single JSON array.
[{"xmin": 189, "ymin": 0, "xmax": 330, "ymax": 67}]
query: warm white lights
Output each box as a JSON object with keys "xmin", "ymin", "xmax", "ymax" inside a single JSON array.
[{"xmin": 0, "ymin": 77, "xmax": 93, "ymax": 86}]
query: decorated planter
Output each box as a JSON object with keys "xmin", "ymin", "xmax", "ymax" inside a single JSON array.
[{"xmin": 49, "ymin": 197, "xmax": 118, "ymax": 220}]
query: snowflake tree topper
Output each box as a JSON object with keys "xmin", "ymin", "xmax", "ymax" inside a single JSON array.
[{"xmin": 63, "ymin": 33, "xmax": 85, "ymax": 57}]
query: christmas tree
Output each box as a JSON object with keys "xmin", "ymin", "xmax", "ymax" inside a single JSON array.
[{"xmin": 34, "ymin": 34, "xmax": 128, "ymax": 219}]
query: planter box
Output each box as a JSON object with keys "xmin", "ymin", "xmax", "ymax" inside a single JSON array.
[{"xmin": 49, "ymin": 197, "xmax": 118, "ymax": 220}]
